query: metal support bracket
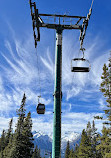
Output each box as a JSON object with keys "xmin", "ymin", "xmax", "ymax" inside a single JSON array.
[{"xmin": 53, "ymin": 91, "xmax": 63, "ymax": 99}]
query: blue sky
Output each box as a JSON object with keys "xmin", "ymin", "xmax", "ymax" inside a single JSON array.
[{"xmin": 0, "ymin": 0, "xmax": 111, "ymax": 135}]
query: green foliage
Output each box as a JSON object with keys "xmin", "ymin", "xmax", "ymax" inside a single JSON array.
[
  {"xmin": 69, "ymin": 149, "xmax": 74, "ymax": 158},
  {"xmin": 99, "ymin": 60, "xmax": 111, "ymax": 124},
  {"xmin": 96, "ymin": 126, "xmax": 111, "ymax": 157},
  {"xmin": 8, "ymin": 94, "xmax": 27, "ymax": 158},
  {"xmin": 95, "ymin": 55, "xmax": 111, "ymax": 156},
  {"xmin": 65, "ymin": 140, "xmax": 70, "ymax": 158},
  {"xmin": 78, "ymin": 129, "xmax": 92, "ymax": 158},
  {"xmin": 86, "ymin": 121, "xmax": 92, "ymax": 137},
  {"xmin": 77, "ymin": 121, "xmax": 101, "ymax": 158},
  {"xmin": 73, "ymin": 144, "xmax": 79, "ymax": 158},
  {"xmin": 9, "ymin": 93, "xmax": 34, "ymax": 158},
  {"xmin": 1, "ymin": 119, "xmax": 13, "ymax": 158},
  {"xmin": 0, "ymin": 150, "xmax": 4, "ymax": 158},
  {"xmin": 0, "ymin": 93, "xmax": 46, "ymax": 158},
  {"xmin": 0, "ymin": 129, "xmax": 6, "ymax": 152},
  {"xmin": 64, "ymin": 121, "xmax": 100, "ymax": 158},
  {"xmin": 3, "ymin": 133, "xmax": 14, "ymax": 158},
  {"xmin": 22, "ymin": 112, "xmax": 34, "ymax": 157},
  {"xmin": 91, "ymin": 120, "xmax": 101, "ymax": 158},
  {"xmin": 16, "ymin": 93, "xmax": 26, "ymax": 134},
  {"xmin": 32, "ymin": 145, "xmax": 41, "ymax": 158},
  {"xmin": 0, "ymin": 93, "xmax": 35, "ymax": 158},
  {"xmin": 5, "ymin": 118, "xmax": 13, "ymax": 146}
]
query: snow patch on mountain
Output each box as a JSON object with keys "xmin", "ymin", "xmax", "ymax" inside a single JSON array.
[{"xmin": 33, "ymin": 130, "xmax": 81, "ymax": 157}]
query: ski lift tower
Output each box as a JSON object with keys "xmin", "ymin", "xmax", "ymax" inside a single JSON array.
[{"xmin": 29, "ymin": 0, "xmax": 93, "ymax": 157}]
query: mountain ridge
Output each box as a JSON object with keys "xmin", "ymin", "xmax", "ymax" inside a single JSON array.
[{"xmin": 33, "ymin": 130, "xmax": 81, "ymax": 157}]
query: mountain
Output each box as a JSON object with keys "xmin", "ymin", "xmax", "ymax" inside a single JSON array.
[
  {"xmin": 61, "ymin": 131, "xmax": 81, "ymax": 157},
  {"xmin": 33, "ymin": 130, "xmax": 81, "ymax": 157}
]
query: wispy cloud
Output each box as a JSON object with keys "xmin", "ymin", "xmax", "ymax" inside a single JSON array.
[
  {"xmin": 0, "ymin": 116, "xmax": 17, "ymax": 134},
  {"xmin": 0, "ymin": 117, "xmax": 11, "ymax": 134},
  {"xmin": 0, "ymin": 33, "xmax": 108, "ymax": 103},
  {"xmin": 40, "ymin": 47, "xmax": 54, "ymax": 79},
  {"xmin": 0, "ymin": 36, "xmax": 52, "ymax": 115},
  {"xmin": 0, "ymin": 23, "xmax": 109, "ymax": 134},
  {"xmin": 66, "ymin": 86, "xmax": 82, "ymax": 100},
  {"xmin": 32, "ymin": 111, "xmax": 104, "ymax": 134},
  {"xmin": 62, "ymin": 112, "xmax": 104, "ymax": 133}
]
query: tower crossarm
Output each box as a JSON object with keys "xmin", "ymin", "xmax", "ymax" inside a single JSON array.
[
  {"xmin": 39, "ymin": 13, "xmax": 86, "ymax": 19},
  {"xmin": 38, "ymin": 23, "xmax": 82, "ymax": 30},
  {"xmin": 29, "ymin": 0, "xmax": 86, "ymax": 48}
]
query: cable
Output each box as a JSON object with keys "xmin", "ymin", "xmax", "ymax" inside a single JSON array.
[
  {"xmin": 91, "ymin": 0, "xmax": 94, "ymax": 9},
  {"xmin": 79, "ymin": 0, "xmax": 94, "ymax": 50},
  {"xmin": 35, "ymin": 47, "xmax": 41, "ymax": 98},
  {"xmin": 67, "ymin": 47, "xmax": 82, "ymax": 97},
  {"xmin": 68, "ymin": 58, "xmax": 77, "ymax": 97}
]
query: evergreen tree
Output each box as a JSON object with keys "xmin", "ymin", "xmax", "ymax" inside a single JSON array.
[
  {"xmin": 0, "ymin": 130, "xmax": 6, "ymax": 152},
  {"xmin": 73, "ymin": 144, "xmax": 79, "ymax": 158},
  {"xmin": 0, "ymin": 94, "xmax": 36, "ymax": 158},
  {"xmin": 91, "ymin": 120, "xmax": 101, "ymax": 158},
  {"xmin": 86, "ymin": 121, "xmax": 92, "ymax": 154},
  {"xmin": 2, "ymin": 118, "xmax": 13, "ymax": 158},
  {"xmin": 22, "ymin": 112, "xmax": 34, "ymax": 157},
  {"xmin": 99, "ymin": 59, "xmax": 111, "ymax": 125},
  {"xmin": 77, "ymin": 121, "xmax": 100, "ymax": 158},
  {"xmin": 32, "ymin": 145, "xmax": 41, "ymax": 158},
  {"xmin": 5, "ymin": 118, "xmax": 13, "ymax": 146},
  {"xmin": 9, "ymin": 93, "xmax": 27, "ymax": 158},
  {"xmin": 0, "ymin": 130, "xmax": 6, "ymax": 158},
  {"xmin": 96, "ymin": 126, "xmax": 111, "ymax": 158},
  {"xmin": 32, "ymin": 145, "xmax": 37, "ymax": 158},
  {"xmin": 95, "ymin": 55, "xmax": 111, "ymax": 156},
  {"xmin": 65, "ymin": 140, "xmax": 70, "ymax": 158},
  {"xmin": 0, "ymin": 150, "xmax": 4, "ymax": 158},
  {"xmin": 16, "ymin": 93, "xmax": 26, "ymax": 133},
  {"xmin": 94, "ymin": 56, "xmax": 111, "ymax": 124},
  {"xmin": 86, "ymin": 121, "xmax": 92, "ymax": 138},
  {"xmin": 78, "ymin": 129, "xmax": 92, "ymax": 158},
  {"xmin": 3, "ymin": 133, "xmax": 14, "ymax": 158},
  {"xmin": 69, "ymin": 148, "xmax": 74, "ymax": 158},
  {"xmin": 38, "ymin": 149, "xmax": 41, "ymax": 158}
]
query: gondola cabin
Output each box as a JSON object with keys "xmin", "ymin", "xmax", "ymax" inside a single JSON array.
[
  {"xmin": 71, "ymin": 58, "xmax": 91, "ymax": 72},
  {"xmin": 36, "ymin": 103, "xmax": 45, "ymax": 114}
]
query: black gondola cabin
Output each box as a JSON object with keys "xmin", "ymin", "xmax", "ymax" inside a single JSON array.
[{"xmin": 36, "ymin": 103, "xmax": 45, "ymax": 114}]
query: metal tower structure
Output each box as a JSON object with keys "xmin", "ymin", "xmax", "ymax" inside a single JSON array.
[{"xmin": 29, "ymin": 0, "xmax": 93, "ymax": 157}]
